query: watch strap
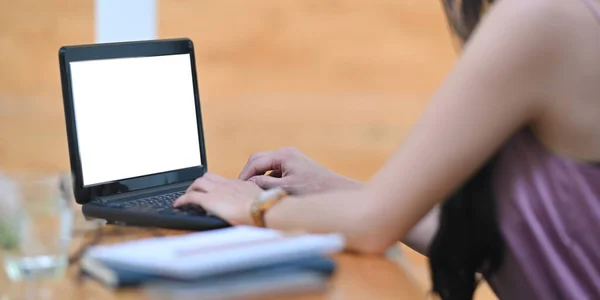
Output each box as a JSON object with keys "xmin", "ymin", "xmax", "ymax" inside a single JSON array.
[{"xmin": 250, "ymin": 188, "xmax": 288, "ymax": 227}]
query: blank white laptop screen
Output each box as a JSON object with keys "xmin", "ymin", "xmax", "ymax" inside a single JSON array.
[{"xmin": 69, "ymin": 54, "xmax": 202, "ymax": 186}]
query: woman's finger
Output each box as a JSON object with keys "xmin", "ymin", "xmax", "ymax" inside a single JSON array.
[
  {"xmin": 203, "ymin": 172, "xmax": 226, "ymax": 183},
  {"xmin": 238, "ymin": 151, "xmax": 269, "ymax": 177},
  {"xmin": 187, "ymin": 177, "xmax": 216, "ymax": 193},
  {"xmin": 248, "ymin": 175, "xmax": 285, "ymax": 190},
  {"xmin": 238, "ymin": 154, "xmax": 282, "ymax": 181},
  {"xmin": 173, "ymin": 191, "xmax": 208, "ymax": 207},
  {"xmin": 186, "ymin": 172, "xmax": 228, "ymax": 193}
]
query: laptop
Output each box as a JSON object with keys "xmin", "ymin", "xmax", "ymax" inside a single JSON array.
[{"xmin": 58, "ymin": 38, "xmax": 229, "ymax": 231}]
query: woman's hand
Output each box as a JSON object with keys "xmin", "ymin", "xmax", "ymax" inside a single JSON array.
[
  {"xmin": 238, "ymin": 147, "xmax": 361, "ymax": 195},
  {"xmin": 172, "ymin": 172, "xmax": 262, "ymax": 226}
]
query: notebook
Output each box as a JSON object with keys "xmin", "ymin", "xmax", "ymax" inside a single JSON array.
[
  {"xmin": 82, "ymin": 254, "xmax": 336, "ymax": 289},
  {"xmin": 143, "ymin": 258, "xmax": 334, "ymax": 300},
  {"xmin": 83, "ymin": 226, "xmax": 345, "ymax": 280}
]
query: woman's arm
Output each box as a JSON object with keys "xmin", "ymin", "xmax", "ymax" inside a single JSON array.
[
  {"xmin": 402, "ymin": 205, "xmax": 439, "ymax": 256},
  {"xmin": 175, "ymin": 0, "xmax": 564, "ymax": 254},
  {"xmin": 262, "ymin": 0, "xmax": 561, "ymax": 253}
]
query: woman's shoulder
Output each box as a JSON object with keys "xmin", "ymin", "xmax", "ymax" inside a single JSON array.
[
  {"xmin": 475, "ymin": 0, "xmax": 597, "ymax": 44},
  {"xmin": 477, "ymin": 0, "xmax": 600, "ymax": 162}
]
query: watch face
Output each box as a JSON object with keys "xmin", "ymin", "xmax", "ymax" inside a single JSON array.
[{"xmin": 257, "ymin": 187, "xmax": 285, "ymax": 203}]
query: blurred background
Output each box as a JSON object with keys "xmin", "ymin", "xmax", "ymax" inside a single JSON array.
[
  {"xmin": 0, "ymin": 0, "xmax": 456, "ymax": 176},
  {"xmin": 0, "ymin": 0, "xmax": 495, "ymax": 298}
]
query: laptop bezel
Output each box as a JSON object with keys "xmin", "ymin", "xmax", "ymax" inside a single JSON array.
[{"xmin": 58, "ymin": 38, "xmax": 208, "ymax": 205}]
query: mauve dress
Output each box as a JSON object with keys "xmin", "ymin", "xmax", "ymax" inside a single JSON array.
[
  {"xmin": 489, "ymin": 129, "xmax": 600, "ymax": 299},
  {"xmin": 442, "ymin": 0, "xmax": 600, "ymax": 298}
]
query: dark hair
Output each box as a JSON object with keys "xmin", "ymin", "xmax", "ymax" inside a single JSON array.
[
  {"xmin": 428, "ymin": 1, "xmax": 505, "ymax": 299},
  {"xmin": 442, "ymin": 0, "xmax": 486, "ymax": 41}
]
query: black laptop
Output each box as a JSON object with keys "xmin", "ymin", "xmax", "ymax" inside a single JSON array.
[{"xmin": 58, "ymin": 38, "xmax": 229, "ymax": 230}]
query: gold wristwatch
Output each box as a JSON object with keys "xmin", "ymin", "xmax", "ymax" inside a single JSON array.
[{"xmin": 250, "ymin": 187, "xmax": 288, "ymax": 227}]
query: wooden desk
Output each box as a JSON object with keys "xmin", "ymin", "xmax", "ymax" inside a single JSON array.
[{"xmin": 1, "ymin": 225, "xmax": 428, "ymax": 300}]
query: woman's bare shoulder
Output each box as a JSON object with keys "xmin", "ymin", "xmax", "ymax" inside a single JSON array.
[{"xmin": 490, "ymin": 0, "xmax": 600, "ymax": 162}]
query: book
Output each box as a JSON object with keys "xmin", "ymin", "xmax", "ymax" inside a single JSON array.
[
  {"xmin": 144, "ymin": 257, "xmax": 335, "ymax": 300},
  {"xmin": 82, "ymin": 255, "xmax": 336, "ymax": 290},
  {"xmin": 82, "ymin": 226, "xmax": 345, "ymax": 285}
]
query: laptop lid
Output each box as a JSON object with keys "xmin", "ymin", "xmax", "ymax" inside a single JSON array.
[{"xmin": 59, "ymin": 38, "xmax": 207, "ymax": 204}]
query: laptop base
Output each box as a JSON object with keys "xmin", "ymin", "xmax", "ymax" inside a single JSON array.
[{"xmin": 82, "ymin": 203, "xmax": 230, "ymax": 231}]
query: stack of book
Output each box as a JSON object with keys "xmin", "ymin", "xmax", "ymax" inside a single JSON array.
[{"xmin": 81, "ymin": 226, "xmax": 345, "ymax": 299}]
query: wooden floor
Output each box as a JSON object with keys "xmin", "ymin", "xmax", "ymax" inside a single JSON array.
[{"xmin": 0, "ymin": 0, "xmax": 495, "ymax": 298}]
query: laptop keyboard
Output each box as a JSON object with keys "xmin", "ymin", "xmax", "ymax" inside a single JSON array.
[{"xmin": 109, "ymin": 191, "xmax": 207, "ymax": 216}]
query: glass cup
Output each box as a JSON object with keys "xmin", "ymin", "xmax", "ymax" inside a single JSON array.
[{"xmin": 0, "ymin": 172, "xmax": 73, "ymax": 282}]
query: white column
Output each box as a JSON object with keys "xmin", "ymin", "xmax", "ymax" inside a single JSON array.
[{"xmin": 94, "ymin": 0, "xmax": 158, "ymax": 43}]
